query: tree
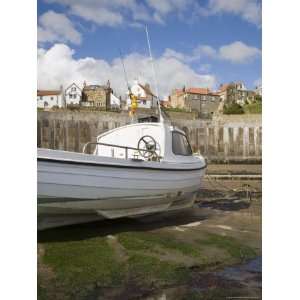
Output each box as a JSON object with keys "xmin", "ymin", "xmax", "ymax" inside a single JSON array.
[
  {"xmin": 254, "ymin": 94, "xmax": 262, "ymax": 102},
  {"xmin": 223, "ymin": 103, "xmax": 244, "ymax": 114}
]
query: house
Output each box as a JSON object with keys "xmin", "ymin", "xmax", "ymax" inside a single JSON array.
[
  {"xmin": 217, "ymin": 83, "xmax": 230, "ymax": 102},
  {"xmin": 170, "ymin": 87, "xmax": 220, "ymax": 118},
  {"xmin": 126, "ymin": 79, "xmax": 158, "ymax": 109},
  {"xmin": 65, "ymin": 83, "xmax": 82, "ymax": 106},
  {"xmin": 160, "ymin": 97, "xmax": 171, "ymax": 109},
  {"xmin": 169, "ymin": 88, "xmax": 185, "ymax": 108},
  {"xmin": 37, "ymin": 86, "xmax": 64, "ymax": 108},
  {"xmin": 255, "ymin": 85, "xmax": 262, "ymax": 96},
  {"xmin": 218, "ymin": 82, "xmax": 255, "ymax": 106},
  {"xmin": 81, "ymin": 81, "xmax": 112, "ymax": 109}
]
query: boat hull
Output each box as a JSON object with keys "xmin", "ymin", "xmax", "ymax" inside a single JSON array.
[{"xmin": 38, "ymin": 149, "xmax": 206, "ymax": 229}]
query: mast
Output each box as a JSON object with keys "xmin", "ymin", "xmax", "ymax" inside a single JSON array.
[{"xmin": 145, "ymin": 26, "xmax": 164, "ymax": 122}]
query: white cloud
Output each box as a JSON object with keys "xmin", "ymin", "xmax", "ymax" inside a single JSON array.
[
  {"xmin": 193, "ymin": 45, "xmax": 217, "ymax": 59},
  {"xmin": 218, "ymin": 41, "xmax": 261, "ymax": 63},
  {"xmin": 37, "ymin": 43, "xmax": 216, "ymax": 98},
  {"xmin": 163, "ymin": 48, "xmax": 187, "ymax": 61},
  {"xmin": 45, "ymin": 0, "xmax": 153, "ymax": 26},
  {"xmin": 146, "ymin": 0, "xmax": 187, "ymax": 15},
  {"xmin": 68, "ymin": 3, "xmax": 123, "ymax": 26},
  {"xmin": 177, "ymin": 41, "xmax": 261, "ymax": 64},
  {"xmin": 206, "ymin": 0, "xmax": 261, "ymax": 26},
  {"xmin": 38, "ymin": 10, "xmax": 82, "ymax": 45},
  {"xmin": 44, "ymin": 0, "xmax": 262, "ymax": 28},
  {"xmin": 45, "ymin": 0, "xmax": 197, "ymax": 27}
]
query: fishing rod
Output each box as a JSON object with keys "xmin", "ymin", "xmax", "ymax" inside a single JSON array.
[
  {"xmin": 118, "ymin": 48, "xmax": 137, "ymax": 120},
  {"xmin": 118, "ymin": 48, "xmax": 130, "ymax": 93},
  {"xmin": 145, "ymin": 25, "xmax": 164, "ymax": 122}
]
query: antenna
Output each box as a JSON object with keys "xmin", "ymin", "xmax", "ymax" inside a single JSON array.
[{"xmin": 145, "ymin": 26, "xmax": 164, "ymax": 122}]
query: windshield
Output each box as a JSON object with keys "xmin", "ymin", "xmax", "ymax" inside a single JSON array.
[{"xmin": 172, "ymin": 131, "xmax": 193, "ymax": 156}]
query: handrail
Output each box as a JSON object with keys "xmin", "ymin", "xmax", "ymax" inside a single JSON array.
[{"xmin": 82, "ymin": 141, "xmax": 159, "ymax": 160}]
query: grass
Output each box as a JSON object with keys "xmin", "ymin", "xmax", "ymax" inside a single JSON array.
[
  {"xmin": 197, "ymin": 233, "xmax": 257, "ymax": 261},
  {"xmin": 127, "ymin": 253, "xmax": 189, "ymax": 285},
  {"xmin": 42, "ymin": 237, "xmax": 125, "ymax": 290},
  {"xmin": 39, "ymin": 232, "xmax": 195, "ymax": 298},
  {"xmin": 37, "ymin": 283, "xmax": 48, "ymax": 300},
  {"xmin": 118, "ymin": 231, "xmax": 202, "ymax": 258},
  {"xmin": 244, "ymin": 101, "xmax": 262, "ymax": 114},
  {"xmin": 39, "ymin": 231, "xmax": 258, "ymax": 299},
  {"xmin": 223, "ymin": 101, "xmax": 262, "ymax": 115},
  {"xmin": 117, "ymin": 231, "xmax": 200, "ymax": 285}
]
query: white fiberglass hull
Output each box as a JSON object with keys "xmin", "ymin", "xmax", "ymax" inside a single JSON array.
[{"xmin": 38, "ymin": 148, "xmax": 206, "ymax": 229}]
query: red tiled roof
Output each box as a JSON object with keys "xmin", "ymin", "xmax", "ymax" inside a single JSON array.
[
  {"xmin": 37, "ymin": 90, "xmax": 61, "ymax": 96},
  {"xmin": 173, "ymin": 87, "xmax": 211, "ymax": 96},
  {"xmin": 176, "ymin": 91, "xmax": 184, "ymax": 96},
  {"xmin": 185, "ymin": 87, "xmax": 210, "ymax": 95}
]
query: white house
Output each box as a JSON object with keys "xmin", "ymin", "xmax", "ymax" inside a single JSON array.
[
  {"xmin": 65, "ymin": 83, "xmax": 82, "ymax": 106},
  {"xmin": 37, "ymin": 87, "xmax": 64, "ymax": 108},
  {"xmin": 110, "ymin": 93, "xmax": 121, "ymax": 109},
  {"xmin": 126, "ymin": 79, "xmax": 158, "ymax": 109},
  {"xmin": 255, "ymin": 85, "xmax": 262, "ymax": 96}
]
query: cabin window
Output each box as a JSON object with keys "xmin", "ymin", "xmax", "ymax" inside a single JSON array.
[{"xmin": 172, "ymin": 131, "xmax": 192, "ymax": 156}]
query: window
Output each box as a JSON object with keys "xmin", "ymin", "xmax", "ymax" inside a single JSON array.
[
  {"xmin": 71, "ymin": 87, "xmax": 76, "ymax": 92},
  {"xmin": 73, "ymin": 94, "xmax": 77, "ymax": 99},
  {"xmin": 39, "ymin": 96, "xmax": 43, "ymax": 100},
  {"xmin": 172, "ymin": 131, "xmax": 193, "ymax": 156},
  {"xmin": 50, "ymin": 97, "xmax": 54, "ymax": 100}
]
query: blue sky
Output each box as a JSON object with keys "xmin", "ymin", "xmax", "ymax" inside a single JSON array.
[{"xmin": 37, "ymin": 0, "xmax": 262, "ymax": 97}]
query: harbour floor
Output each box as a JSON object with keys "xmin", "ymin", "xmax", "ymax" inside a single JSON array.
[{"xmin": 38, "ymin": 164, "xmax": 262, "ymax": 300}]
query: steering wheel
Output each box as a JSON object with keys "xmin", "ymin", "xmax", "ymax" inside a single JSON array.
[{"xmin": 137, "ymin": 135, "xmax": 160, "ymax": 159}]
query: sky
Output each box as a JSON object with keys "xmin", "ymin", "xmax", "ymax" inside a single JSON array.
[{"xmin": 37, "ymin": 0, "xmax": 262, "ymax": 98}]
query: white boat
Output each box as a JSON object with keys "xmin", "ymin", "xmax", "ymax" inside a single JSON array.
[{"xmin": 37, "ymin": 121, "xmax": 206, "ymax": 229}]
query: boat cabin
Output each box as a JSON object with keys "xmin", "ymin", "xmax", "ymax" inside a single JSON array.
[{"xmin": 90, "ymin": 122, "xmax": 194, "ymax": 163}]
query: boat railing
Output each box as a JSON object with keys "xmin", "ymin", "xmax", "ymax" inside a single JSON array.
[{"xmin": 82, "ymin": 142, "xmax": 160, "ymax": 161}]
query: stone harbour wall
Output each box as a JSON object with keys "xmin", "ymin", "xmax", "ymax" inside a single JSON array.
[{"xmin": 37, "ymin": 111, "xmax": 262, "ymax": 162}]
